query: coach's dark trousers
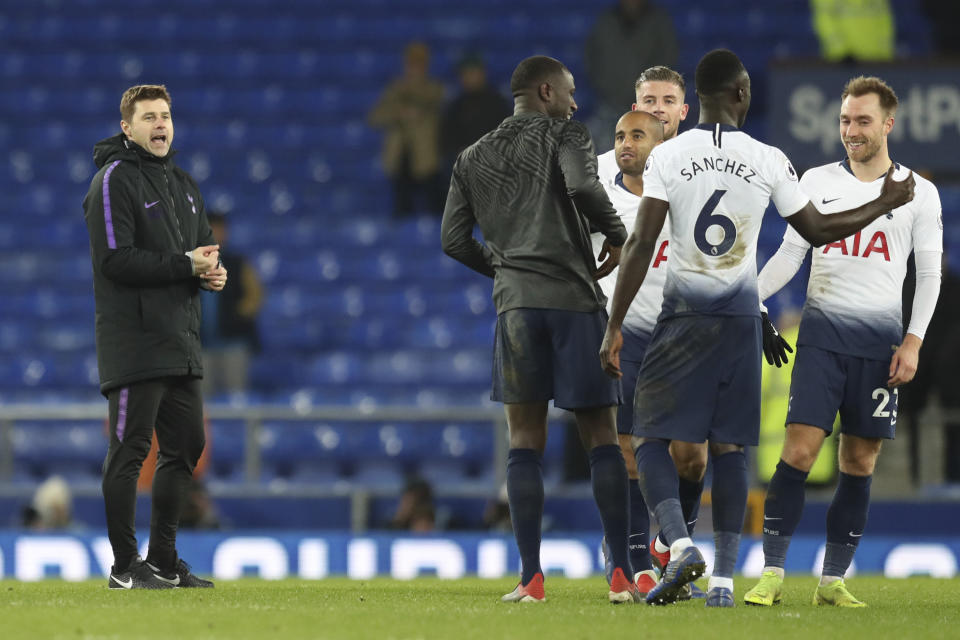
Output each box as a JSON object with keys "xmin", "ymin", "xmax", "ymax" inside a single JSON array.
[{"xmin": 102, "ymin": 376, "xmax": 205, "ymax": 572}]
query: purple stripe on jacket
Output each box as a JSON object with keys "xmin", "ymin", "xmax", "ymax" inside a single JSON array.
[
  {"xmin": 102, "ymin": 160, "xmax": 121, "ymax": 249},
  {"xmin": 116, "ymin": 387, "xmax": 129, "ymax": 442}
]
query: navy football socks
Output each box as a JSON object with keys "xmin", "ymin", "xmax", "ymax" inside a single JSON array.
[
  {"xmin": 636, "ymin": 440, "xmax": 688, "ymax": 545},
  {"xmin": 823, "ymin": 472, "xmax": 872, "ymax": 577},
  {"xmin": 506, "ymin": 448, "xmax": 544, "ymax": 585},
  {"xmin": 711, "ymin": 450, "xmax": 748, "ymax": 578},
  {"xmin": 761, "ymin": 459, "xmax": 809, "ymax": 569},
  {"xmin": 589, "ymin": 444, "xmax": 633, "ymax": 577},
  {"xmin": 628, "ymin": 478, "xmax": 653, "ymax": 571}
]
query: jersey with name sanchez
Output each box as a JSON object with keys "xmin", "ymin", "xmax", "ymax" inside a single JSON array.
[
  {"xmin": 642, "ymin": 124, "xmax": 809, "ymax": 320},
  {"xmin": 786, "ymin": 161, "xmax": 942, "ymax": 361},
  {"xmin": 591, "ymin": 150, "xmax": 671, "ymax": 336}
]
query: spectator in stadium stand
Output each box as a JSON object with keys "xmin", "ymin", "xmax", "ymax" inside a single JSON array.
[
  {"xmin": 200, "ymin": 211, "xmax": 264, "ymax": 396},
  {"xmin": 368, "ymin": 41, "xmax": 446, "ymax": 217},
  {"xmin": 442, "ymin": 55, "xmax": 641, "ymax": 604},
  {"xmin": 21, "ymin": 476, "xmax": 76, "ymax": 531},
  {"xmin": 389, "ymin": 477, "xmax": 436, "ymax": 532},
  {"xmin": 83, "ymin": 84, "xmax": 223, "ymax": 590},
  {"xmin": 178, "ymin": 478, "xmax": 223, "ymax": 530},
  {"xmin": 811, "ymin": 0, "xmax": 895, "ymax": 63},
  {"xmin": 440, "ymin": 52, "xmax": 512, "ymax": 175},
  {"xmin": 584, "ymin": 0, "xmax": 677, "ymax": 153}
]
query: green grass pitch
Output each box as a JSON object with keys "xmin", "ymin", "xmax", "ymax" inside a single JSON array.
[{"xmin": 2, "ymin": 576, "xmax": 959, "ymax": 640}]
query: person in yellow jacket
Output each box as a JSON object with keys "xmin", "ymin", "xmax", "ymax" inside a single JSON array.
[
  {"xmin": 811, "ymin": 0, "xmax": 895, "ymax": 62},
  {"xmin": 758, "ymin": 310, "xmax": 836, "ymax": 484}
]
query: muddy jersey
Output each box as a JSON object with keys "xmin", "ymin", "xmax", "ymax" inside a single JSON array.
[{"xmin": 641, "ymin": 124, "xmax": 809, "ymax": 320}]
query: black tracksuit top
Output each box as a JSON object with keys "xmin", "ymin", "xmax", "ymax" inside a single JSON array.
[{"xmin": 83, "ymin": 133, "xmax": 215, "ymax": 394}]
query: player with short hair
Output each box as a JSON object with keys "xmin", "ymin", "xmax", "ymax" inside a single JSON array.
[
  {"xmin": 744, "ymin": 76, "xmax": 942, "ymax": 608},
  {"xmin": 599, "ymin": 49, "xmax": 915, "ymax": 607},
  {"xmin": 594, "ymin": 109, "xmax": 666, "ymax": 596},
  {"xmin": 84, "ymin": 84, "xmax": 224, "ymax": 589},
  {"xmin": 442, "ymin": 55, "xmax": 641, "ymax": 604},
  {"xmin": 594, "ymin": 64, "xmax": 710, "ymax": 598},
  {"xmin": 619, "ymin": 65, "xmax": 717, "ymax": 598}
]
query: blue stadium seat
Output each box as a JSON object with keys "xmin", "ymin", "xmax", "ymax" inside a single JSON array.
[{"xmin": 12, "ymin": 421, "xmax": 106, "ymax": 476}]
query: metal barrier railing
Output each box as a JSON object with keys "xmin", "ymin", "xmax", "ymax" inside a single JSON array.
[{"xmin": 0, "ymin": 403, "xmax": 511, "ymax": 492}]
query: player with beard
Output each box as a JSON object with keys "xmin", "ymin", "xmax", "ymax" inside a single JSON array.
[{"xmin": 745, "ymin": 76, "xmax": 942, "ymax": 608}]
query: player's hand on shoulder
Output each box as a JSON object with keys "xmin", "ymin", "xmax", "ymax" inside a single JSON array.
[
  {"xmin": 599, "ymin": 326, "xmax": 623, "ymax": 378},
  {"xmin": 594, "ymin": 241, "xmax": 621, "ymax": 280},
  {"xmin": 878, "ymin": 165, "xmax": 915, "ymax": 211},
  {"xmin": 761, "ymin": 312, "xmax": 793, "ymax": 367}
]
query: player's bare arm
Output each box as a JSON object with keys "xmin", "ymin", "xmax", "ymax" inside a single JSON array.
[
  {"xmin": 785, "ymin": 166, "xmax": 914, "ymax": 247},
  {"xmin": 599, "ymin": 195, "xmax": 668, "ymax": 377}
]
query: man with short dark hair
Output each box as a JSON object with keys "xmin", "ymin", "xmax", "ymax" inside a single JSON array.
[
  {"xmin": 593, "ymin": 109, "xmax": 665, "ymax": 597},
  {"xmin": 443, "ymin": 55, "xmax": 640, "ymax": 604},
  {"xmin": 84, "ymin": 84, "xmax": 225, "ymax": 589},
  {"xmin": 600, "ymin": 49, "xmax": 915, "ymax": 606},
  {"xmin": 745, "ymin": 75, "xmax": 942, "ymax": 608}
]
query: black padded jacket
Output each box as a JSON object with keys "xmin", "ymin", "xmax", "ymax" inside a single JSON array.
[{"xmin": 82, "ymin": 133, "xmax": 215, "ymax": 394}]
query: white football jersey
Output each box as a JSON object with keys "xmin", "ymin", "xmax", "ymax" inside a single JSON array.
[
  {"xmin": 642, "ymin": 124, "xmax": 809, "ymax": 319},
  {"xmin": 784, "ymin": 161, "xmax": 943, "ymax": 360},
  {"xmin": 592, "ymin": 150, "xmax": 670, "ymax": 336}
]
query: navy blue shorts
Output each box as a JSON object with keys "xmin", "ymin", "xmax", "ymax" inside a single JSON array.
[
  {"xmin": 617, "ymin": 327, "xmax": 651, "ymax": 435},
  {"xmin": 491, "ymin": 308, "xmax": 621, "ymax": 410},
  {"xmin": 786, "ymin": 345, "xmax": 897, "ymax": 439},
  {"xmin": 632, "ymin": 315, "xmax": 762, "ymax": 446}
]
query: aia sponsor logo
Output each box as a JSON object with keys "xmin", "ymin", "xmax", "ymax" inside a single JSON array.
[
  {"xmin": 652, "ymin": 240, "xmax": 669, "ymax": 268},
  {"xmin": 822, "ymin": 230, "xmax": 890, "ymax": 261}
]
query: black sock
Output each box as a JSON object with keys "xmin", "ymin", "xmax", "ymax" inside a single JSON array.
[
  {"xmin": 589, "ymin": 444, "xmax": 632, "ymax": 578},
  {"xmin": 506, "ymin": 448, "xmax": 544, "ymax": 585},
  {"xmin": 678, "ymin": 475, "xmax": 704, "ymax": 536}
]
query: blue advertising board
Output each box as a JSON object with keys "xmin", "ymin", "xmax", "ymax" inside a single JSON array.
[
  {"xmin": 768, "ymin": 64, "xmax": 960, "ymax": 173},
  {"xmin": 1, "ymin": 531, "xmax": 957, "ymax": 581}
]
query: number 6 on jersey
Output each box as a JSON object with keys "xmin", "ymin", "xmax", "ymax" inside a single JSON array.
[{"xmin": 695, "ymin": 188, "xmax": 737, "ymax": 257}]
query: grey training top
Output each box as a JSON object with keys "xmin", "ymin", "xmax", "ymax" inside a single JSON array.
[{"xmin": 441, "ymin": 112, "xmax": 627, "ymax": 314}]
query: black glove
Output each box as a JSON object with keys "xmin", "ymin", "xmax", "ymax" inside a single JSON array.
[{"xmin": 761, "ymin": 311, "xmax": 793, "ymax": 367}]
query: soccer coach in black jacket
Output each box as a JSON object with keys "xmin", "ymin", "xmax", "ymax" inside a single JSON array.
[{"xmin": 83, "ymin": 85, "xmax": 226, "ymax": 589}]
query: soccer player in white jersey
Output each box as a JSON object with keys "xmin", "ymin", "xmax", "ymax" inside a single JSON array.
[
  {"xmin": 744, "ymin": 76, "xmax": 942, "ymax": 608},
  {"xmin": 593, "ymin": 109, "xmax": 666, "ymax": 596},
  {"xmin": 594, "ymin": 66, "xmax": 693, "ymax": 597},
  {"xmin": 599, "ymin": 49, "xmax": 915, "ymax": 607}
]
